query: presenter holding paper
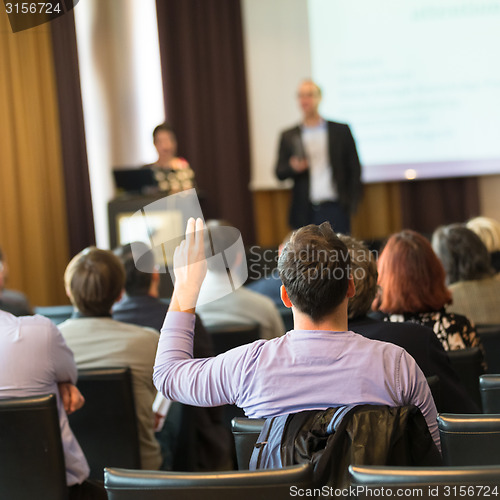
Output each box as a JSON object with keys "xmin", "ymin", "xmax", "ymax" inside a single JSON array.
[{"xmin": 275, "ymin": 80, "xmax": 362, "ymax": 233}]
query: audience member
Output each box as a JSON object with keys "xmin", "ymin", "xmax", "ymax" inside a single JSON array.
[
  {"xmin": 246, "ymin": 233, "xmax": 292, "ymax": 306},
  {"xmin": 113, "ymin": 242, "xmax": 232, "ymax": 471},
  {"xmin": 466, "ymin": 216, "xmax": 500, "ymax": 273},
  {"xmin": 0, "ymin": 310, "xmax": 106, "ymax": 499},
  {"xmin": 0, "ymin": 247, "xmax": 32, "ymax": 316},
  {"xmin": 145, "ymin": 122, "xmax": 195, "ymax": 193},
  {"xmin": 195, "ymin": 220, "xmax": 285, "ymax": 339},
  {"xmin": 58, "ymin": 247, "xmax": 163, "ymax": 470},
  {"xmin": 373, "ymin": 230, "xmax": 484, "ymax": 355},
  {"xmin": 153, "ymin": 219, "xmax": 440, "ymax": 469},
  {"xmin": 340, "ymin": 234, "xmax": 479, "ymax": 413},
  {"xmin": 432, "ymin": 224, "xmax": 500, "ymax": 325}
]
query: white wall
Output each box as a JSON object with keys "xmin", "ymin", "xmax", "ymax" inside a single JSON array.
[
  {"xmin": 242, "ymin": 0, "xmax": 312, "ymax": 190},
  {"xmin": 75, "ymin": 0, "xmax": 164, "ymax": 248}
]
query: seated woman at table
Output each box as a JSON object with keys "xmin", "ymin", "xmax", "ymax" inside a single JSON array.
[{"xmin": 145, "ymin": 122, "xmax": 195, "ymax": 194}]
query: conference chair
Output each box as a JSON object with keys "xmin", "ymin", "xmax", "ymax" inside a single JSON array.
[
  {"xmin": 426, "ymin": 375, "xmax": 441, "ymax": 411},
  {"xmin": 349, "ymin": 464, "xmax": 500, "ymax": 498},
  {"xmin": 205, "ymin": 323, "xmax": 261, "ymax": 437},
  {"xmin": 437, "ymin": 413, "xmax": 500, "ymax": 466},
  {"xmin": 34, "ymin": 304, "xmax": 73, "ymax": 325},
  {"xmin": 475, "ymin": 324, "xmax": 500, "ymax": 374},
  {"xmin": 104, "ymin": 464, "xmax": 312, "ymax": 500},
  {"xmin": 446, "ymin": 347, "xmax": 483, "ymax": 409},
  {"xmin": 231, "ymin": 417, "xmax": 266, "ymax": 470},
  {"xmin": 0, "ymin": 394, "xmax": 67, "ymax": 500},
  {"xmin": 480, "ymin": 374, "xmax": 500, "ymax": 413},
  {"xmin": 206, "ymin": 323, "xmax": 261, "ymax": 355},
  {"xmin": 69, "ymin": 367, "xmax": 141, "ymax": 479}
]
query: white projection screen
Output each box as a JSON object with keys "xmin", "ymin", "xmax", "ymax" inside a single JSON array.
[{"xmin": 308, "ymin": 0, "xmax": 500, "ymax": 183}]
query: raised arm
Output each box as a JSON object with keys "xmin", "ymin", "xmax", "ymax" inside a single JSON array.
[{"xmin": 153, "ymin": 218, "xmax": 260, "ymax": 408}]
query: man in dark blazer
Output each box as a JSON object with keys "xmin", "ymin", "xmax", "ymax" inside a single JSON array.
[
  {"xmin": 275, "ymin": 80, "xmax": 362, "ymax": 232},
  {"xmin": 340, "ymin": 234, "xmax": 479, "ymax": 414}
]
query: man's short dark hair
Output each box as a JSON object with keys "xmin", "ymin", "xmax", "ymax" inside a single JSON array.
[
  {"xmin": 64, "ymin": 247, "xmax": 126, "ymax": 317},
  {"xmin": 278, "ymin": 222, "xmax": 351, "ymax": 322},
  {"xmin": 152, "ymin": 122, "xmax": 175, "ymax": 142},
  {"xmin": 432, "ymin": 224, "xmax": 494, "ymax": 285},
  {"xmin": 114, "ymin": 242, "xmax": 154, "ymax": 296}
]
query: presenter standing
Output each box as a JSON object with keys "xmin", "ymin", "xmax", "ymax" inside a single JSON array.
[{"xmin": 275, "ymin": 80, "xmax": 362, "ymax": 233}]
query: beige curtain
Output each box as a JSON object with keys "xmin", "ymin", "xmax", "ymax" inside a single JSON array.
[
  {"xmin": 0, "ymin": 11, "xmax": 70, "ymax": 306},
  {"xmin": 352, "ymin": 182, "xmax": 402, "ymax": 241}
]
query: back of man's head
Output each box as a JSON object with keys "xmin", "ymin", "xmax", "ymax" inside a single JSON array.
[
  {"xmin": 338, "ymin": 235, "xmax": 378, "ymax": 319},
  {"xmin": 65, "ymin": 247, "xmax": 125, "ymax": 317},
  {"xmin": 114, "ymin": 242, "xmax": 154, "ymax": 296},
  {"xmin": 278, "ymin": 222, "xmax": 350, "ymax": 322}
]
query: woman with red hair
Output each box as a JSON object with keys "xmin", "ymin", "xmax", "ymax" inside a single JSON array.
[{"xmin": 373, "ymin": 230, "xmax": 483, "ymax": 353}]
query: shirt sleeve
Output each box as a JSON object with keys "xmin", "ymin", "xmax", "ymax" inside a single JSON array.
[
  {"xmin": 48, "ymin": 320, "xmax": 78, "ymax": 385},
  {"xmin": 153, "ymin": 311, "xmax": 258, "ymax": 407},
  {"xmin": 398, "ymin": 349, "xmax": 441, "ymax": 453}
]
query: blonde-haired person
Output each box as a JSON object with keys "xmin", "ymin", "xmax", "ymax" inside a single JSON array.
[
  {"xmin": 59, "ymin": 247, "xmax": 163, "ymax": 470},
  {"xmin": 466, "ymin": 216, "xmax": 500, "ymax": 273}
]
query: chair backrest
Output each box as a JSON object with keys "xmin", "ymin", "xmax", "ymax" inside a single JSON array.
[
  {"xmin": 34, "ymin": 305, "xmax": 74, "ymax": 325},
  {"xmin": 426, "ymin": 375, "xmax": 441, "ymax": 411},
  {"xmin": 69, "ymin": 367, "xmax": 141, "ymax": 479},
  {"xmin": 476, "ymin": 324, "xmax": 500, "ymax": 374},
  {"xmin": 231, "ymin": 417, "xmax": 266, "ymax": 470},
  {"xmin": 437, "ymin": 413, "xmax": 500, "ymax": 466},
  {"xmin": 104, "ymin": 464, "xmax": 312, "ymax": 500},
  {"xmin": 446, "ymin": 347, "xmax": 483, "ymax": 409},
  {"xmin": 0, "ymin": 394, "xmax": 67, "ymax": 500},
  {"xmin": 349, "ymin": 464, "xmax": 500, "ymax": 497},
  {"xmin": 206, "ymin": 323, "xmax": 260, "ymax": 355},
  {"xmin": 480, "ymin": 374, "xmax": 500, "ymax": 413}
]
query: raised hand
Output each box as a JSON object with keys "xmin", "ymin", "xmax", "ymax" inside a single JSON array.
[{"xmin": 170, "ymin": 217, "xmax": 207, "ymax": 313}]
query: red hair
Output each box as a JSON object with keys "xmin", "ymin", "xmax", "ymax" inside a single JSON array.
[{"xmin": 376, "ymin": 230, "xmax": 451, "ymax": 314}]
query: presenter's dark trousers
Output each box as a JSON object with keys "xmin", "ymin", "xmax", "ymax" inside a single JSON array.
[{"xmin": 309, "ymin": 201, "xmax": 351, "ymax": 235}]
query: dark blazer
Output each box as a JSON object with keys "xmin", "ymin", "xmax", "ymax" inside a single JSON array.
[
  {"xmin": 275, "ymin": 120, "xmax": 362, "ymax": 229},
  {"xmin": 350, "ymin": 316, "xmax": 479, "ymax": 414}
]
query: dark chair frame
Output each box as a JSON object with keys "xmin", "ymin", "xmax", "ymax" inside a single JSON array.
[
  {"xmin": 480, "ymin": 374, "xmax": 500, "ymax": 413},
  {"xmin": 0, "ymin": 394, "xmax": 67, "ymax": 500},
  {"xmin": 437, "ymin": 413, "xmax": 500, "ymax": 466},
  {"xmin": 446, "ymin": 347, "xmax": 483, "ymax": 410},
  {"xmin": 69, "ymin": 367, "xmax": 141, "ymax": 479},
  {"xmin": 206, "ymin": 323, "xmax": 260, "ymax": 355},
  {"xmin": 475, "ymin": 324, "xmax": 500, "ymax": 374},
  {"xmin": 350, "ymin": 464, "xmax": 500, "ymax": 491},
  {"xmin": 104, "ymin": 464, "xmax": 312, "ymax": 500},
  {"xmin": 231, "ymin": 417, "xmax": 266, "ymax": 470}
]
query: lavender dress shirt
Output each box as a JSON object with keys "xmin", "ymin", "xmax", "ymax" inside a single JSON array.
[
  {"xmin": 0, "ymin": 311, "xmax": 89, "ymax": 485},
  {"xmin": 154, "ymin": 312, "xmax": 440, "ymax": 451}
]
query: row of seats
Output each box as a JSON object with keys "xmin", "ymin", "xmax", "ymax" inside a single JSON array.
[
  {"xmin": 4, "ymin": 393, "xmax": 500, "ymax": 498},
  {"xmin": 232, "ymin": 411, "xmax": 500, "ymax": 471}
]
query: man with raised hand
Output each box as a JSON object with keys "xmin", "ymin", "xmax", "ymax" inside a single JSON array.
[{"xmin": 153, "ymin": 219, "xmax": 440, "ymax": 465}]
